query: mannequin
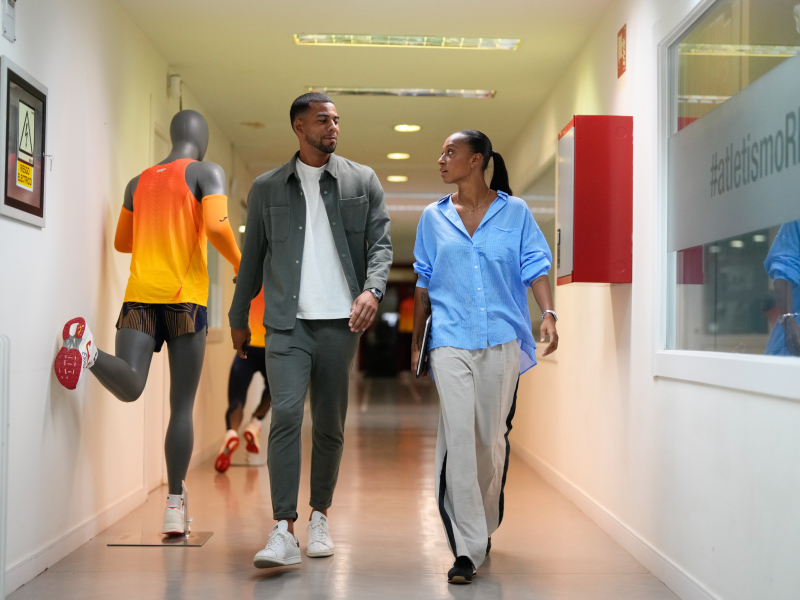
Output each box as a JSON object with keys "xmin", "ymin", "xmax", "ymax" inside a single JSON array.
[{"xmin": 54, "ymin": 110, "xmax": 241, "ymax": 534}]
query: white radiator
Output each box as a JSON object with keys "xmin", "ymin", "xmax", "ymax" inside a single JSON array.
[{"xmin": 0, "ymin": 334, "xmax": 9, "ymax": 598}]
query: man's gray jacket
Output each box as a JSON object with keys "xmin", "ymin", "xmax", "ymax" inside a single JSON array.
[{"xmin": 228, "ymin": 152, "xmax": 392, "ymax": 331}]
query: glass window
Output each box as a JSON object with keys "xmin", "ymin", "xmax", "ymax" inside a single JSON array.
[{"xmin": 668, "ymin": 0, "xmax": 800, "ymax": 357}]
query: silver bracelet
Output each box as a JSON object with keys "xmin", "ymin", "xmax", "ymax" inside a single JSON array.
[
  {"xmin": 542, "ymin": 310, "xmax": 558, "ymax": 322},
  {"xmin": 778, "ymin": 312, "xmax": 800, "ymax": 325}
]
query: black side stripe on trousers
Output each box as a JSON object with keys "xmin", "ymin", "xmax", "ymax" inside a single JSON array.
[
  {"xmin": 438, "ymin": 452, "xmax": 457, "ymax": 557},
  {"xmin": 497, "ymin": 377, "xmax": 519, "ymax": 527}
]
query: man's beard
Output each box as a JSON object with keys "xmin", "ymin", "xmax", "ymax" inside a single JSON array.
[{"xmin": 305, "ymin": 134, "xmax": 337, "ymax": 154}]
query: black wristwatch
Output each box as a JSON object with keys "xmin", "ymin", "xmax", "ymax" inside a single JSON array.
[{"xmin": 367, "ymin": 288, "xmax": 384, "ymax": 303}]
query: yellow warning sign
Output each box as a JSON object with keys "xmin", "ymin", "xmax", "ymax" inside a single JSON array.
[
  {"xmin": 16, "ymin": 159, "xmax": 32, "ymax": 190},
  {"xmin": 16, "ymin": 100, "xmax": 35, "ymax": 192}
]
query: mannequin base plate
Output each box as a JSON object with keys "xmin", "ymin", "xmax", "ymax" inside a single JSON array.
[{"xmin": 108, "ymin": 531, "xmax": 213, "ymax": 547}]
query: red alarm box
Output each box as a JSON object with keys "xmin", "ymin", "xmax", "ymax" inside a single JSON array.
[{"xmin": 556, "ymin": 115, "xmax": 633, "ymax": 285}]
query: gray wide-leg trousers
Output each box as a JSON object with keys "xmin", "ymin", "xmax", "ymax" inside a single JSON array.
[
  {"xmin": 263, "ymin": 318, "xmax": 360, "ymax": 521},
  {"xmin": 430, "ymin": 341, "xmax": 520, "ymax": 569}
]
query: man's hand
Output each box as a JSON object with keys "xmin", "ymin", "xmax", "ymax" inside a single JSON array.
[
  {"xmin": 540, "ymin": 315, "xmax": 559, "ymax": 356},
  {"xmin": 231, "ymin": 327, "xmax": 251, "ymax": 359},
  {"xmin": 784, "ymin": 317, "xmax": 800, "ymax": 356},
  {"xmin": 349, "ymin": 291, "xmax": 379, "ymax": 332}
]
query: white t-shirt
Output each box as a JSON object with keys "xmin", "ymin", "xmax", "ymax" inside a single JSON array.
[{"xmin": 295, "ymin": 158, "xmax": 354, "ymax": 320}]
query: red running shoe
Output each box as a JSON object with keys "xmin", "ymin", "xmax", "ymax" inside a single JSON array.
[
  {"xmin": 243, "ymin": 418, "xmax": 263, "ymax": 454},
  {"xmin": 214, "ymin": 429, "xmax": 239, "ymax": 473},
  {"xmin": 54, "ymin": 317, "xmax": 97, "ymax": 390}
]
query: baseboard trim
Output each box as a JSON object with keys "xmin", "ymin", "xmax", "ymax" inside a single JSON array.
[
  {"xmin": 511, "ymin": 445, "xmax": 721, "ymax": 600},
  {"xmin": 4, "ymin": 485, "xmax": 147, "ymax": 595}
]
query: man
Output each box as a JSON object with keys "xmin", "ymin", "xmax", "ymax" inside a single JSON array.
[{"xmin": 229, "ymin": 92, "xmax": 392, "ymax": 568}]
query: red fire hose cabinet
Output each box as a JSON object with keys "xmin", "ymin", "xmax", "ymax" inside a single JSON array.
[{"xmin": 556, "ymin": 115, "xmax": 633, "ymax": 285}]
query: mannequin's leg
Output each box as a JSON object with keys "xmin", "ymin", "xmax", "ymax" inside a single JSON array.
[
  {"xmin": 164, "ymin": 328, "xmax": 206, "ymax": 495},
  {"xmin": 90, "ymin": 328, "xmax": 156, "ymax": 402}
]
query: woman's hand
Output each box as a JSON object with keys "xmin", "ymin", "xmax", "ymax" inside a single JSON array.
[
  {"xmin": 784, "ymin": 317, "xmax": 800, "ymax": 356},
  {"xmin": 540, "ymin": 315, "xmax": 559, "ymax": 356}
]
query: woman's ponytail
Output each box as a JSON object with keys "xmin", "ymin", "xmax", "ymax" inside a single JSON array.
[{"xmin": 489, "ymin": 151, "xmax": 512, "ymax": 196}]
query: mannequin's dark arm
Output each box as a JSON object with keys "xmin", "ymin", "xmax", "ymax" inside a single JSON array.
[
  {"xmin": 123, "ymin": 176, "xmax": 139, "ymax": 211},
  {"xmin": 196, "ymin": 162, "xmax": 226, "ymax": 198}
]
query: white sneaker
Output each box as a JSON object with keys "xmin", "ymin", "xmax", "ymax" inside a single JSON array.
[
  {"xmin": 54, "ymin": 317, "xmax": 98, "ymax": 390},
  {"xmin": 162, "ymin": 503, "xmax": 186, "ymax": 535},
  {"xmin": 254, "ymin": 521, "xmax": 301, "ymax": 568},
  {"xmin": 243, "ymin": 418, "xmax": 262, "ymax": 454},
  {"xmin": 306, "ymin": 511, "xmax": 334, "ymax": 557}
]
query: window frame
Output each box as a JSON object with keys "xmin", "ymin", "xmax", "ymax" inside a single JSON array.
[{"xmin": 654, "ymin": 0, "xmax": 800, "ymax": 401}]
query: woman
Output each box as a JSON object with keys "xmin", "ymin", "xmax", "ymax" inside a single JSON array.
[{"xmin": 411, "ymin": 130, "xmax": 558, "ymax": 584}]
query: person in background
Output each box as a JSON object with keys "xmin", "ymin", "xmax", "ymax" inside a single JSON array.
[
  {"xmin": 215, "ymin": 291, "xmax": 272, "ymax": 473},
  {"xmin": 764, "ymin": 221, "xmax": 800, "ymax": 356},
  {"xmin": 412, "ymin": 130, "xmax": 558, "ymax": 584}
]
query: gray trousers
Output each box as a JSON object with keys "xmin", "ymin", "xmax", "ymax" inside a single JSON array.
[
  {"xmin": 263, "ymin": 319, "xmax": 360, "ymax": 521},
  {"xmin": 430, "ymin": 341, "xmax": 520, "ymax": 569}
]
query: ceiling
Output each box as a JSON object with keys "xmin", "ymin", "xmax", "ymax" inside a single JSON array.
[{"xmin": 117, "ymin": 0, "xmax": 612, "ymax": 261}]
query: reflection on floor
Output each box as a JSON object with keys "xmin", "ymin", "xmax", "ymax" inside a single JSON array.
[{"xmin": 9, "ymin": 375, "xmax": 678, "ymax": 599}]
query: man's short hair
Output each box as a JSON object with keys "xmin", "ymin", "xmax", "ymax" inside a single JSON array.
[{"xmin": 290, "ymin": 92, "xmax": 334, "ymax": 128}]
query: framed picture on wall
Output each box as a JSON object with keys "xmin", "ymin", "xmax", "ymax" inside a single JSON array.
[{"xmin": 0, "ymin": 57, "xmax": 47, "ymax": 228}]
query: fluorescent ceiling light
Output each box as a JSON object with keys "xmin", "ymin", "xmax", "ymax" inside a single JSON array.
[
  {"xmin": 678, "ymin": 95, "xmax": 731, "ymax": 104},
  {"xmin": 709, "ymin": 246, "xmax": 721, "ymax": 253},
  {"xmin": 310, "ymin": 87, "xmax": 495, "ymax": 99},
  {"xmin": 238, "ymin": 225, "xmax": 246, "ymax": 233},
  {"xmin": 394, "ymin": 124, "xmax": 421, "ymax": 132},
  {"xmin": 294, "ymin": 34, "xmax": 519, "ymax": 50},
  {"xmin": 753, "ymin": 234, "xmax": 766, "ymax": 242},
  {"xmin": 387, "ymin": 153, "xmax": 410, "ymax": 160},
  {"xmin": 679, "ymin": 43, "xmax": 800, "ymax": 58},
  {"xmin": 387, "ymin": 175, "xmax": 408, "ymax": 182},
  {"xmin": 730, "ymin": 240, "xmax": 744, "ymax": 248}
]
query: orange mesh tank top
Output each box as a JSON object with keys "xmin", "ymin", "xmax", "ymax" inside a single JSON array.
[{"xmin": 123, "ymin": 158, "xmax": 208, "ymax": 305}]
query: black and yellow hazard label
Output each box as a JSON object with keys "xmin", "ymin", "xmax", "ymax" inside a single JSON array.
[{"xmin": 16, "ymin": 159, "xmax": 32, "ymax": 190}]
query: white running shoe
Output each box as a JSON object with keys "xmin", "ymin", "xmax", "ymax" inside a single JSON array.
[
  {"xmin": 162, "ymin": 503, "xmax": 186, "ymax": 535},
  {"xmin": 214, "ymin": 429, "xmax": 239, "ymax": 473},
  {"xmin": 254, "ymin": 521, "xmax": 301, "ymax": 568},
  {"xmin": 243, "ymin": 418, "xmax": 262, "ymax": 454},
  {"xmin": 54, "ymin": 317, "xmax": 98, "ymax": 390},
  {"xmin": 306, "ymin": 511, "xmax": 334, "ymax": 557}
]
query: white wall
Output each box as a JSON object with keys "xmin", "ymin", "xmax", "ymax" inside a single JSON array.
[
  {"xmin": 0, "ymin": 0, "xmax": 254, "ymax": 593},
  {"xmin": 508, "ymin": 1, "xmax": 800, "ymax": 600}
]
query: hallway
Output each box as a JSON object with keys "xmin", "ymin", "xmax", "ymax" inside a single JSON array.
[{"xmin": 9, "ymin": 378, "xmax": 678, "ymax": 600}]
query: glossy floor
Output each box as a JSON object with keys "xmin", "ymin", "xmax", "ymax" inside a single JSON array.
[{"xmin": 9, "ymin": 375, "xmax": 679, "ymax": 599}]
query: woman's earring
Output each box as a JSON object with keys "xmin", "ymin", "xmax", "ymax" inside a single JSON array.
[{"xmin": 470, "ymin": 164, "xmax": 473, "ymax": 169}]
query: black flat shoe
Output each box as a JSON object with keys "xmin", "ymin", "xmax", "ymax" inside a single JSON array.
[
  {"xmin": 486, "ymin": 536, "xmax": 491, "ymax": 555},
  {"xmin": 447, "ymin": 556, "xmax": 475, "ymax": 584}
]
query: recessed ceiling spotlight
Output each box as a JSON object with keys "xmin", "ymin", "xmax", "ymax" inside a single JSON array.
[
  {"xmin": 239, "ymin": 225, "xmax": 246, "ymax": 233},
  {"xmin": 387, "ymin": 175, "xmax": 409, "ymax": 182},
  {"xmin": 310, "ymin": 87, "xmax": 495, "ymax": 99},
  {"xmin": 395, "ymin": 124, "xmax": 421, "ymax": 132},
  {"xmin": 294, "ymin": 34, "xmax": 519, "ymax": 51},
  {"xmin": 388, "ymin": 153, "xmax": 410, "ymax": 160},
  {"xmin": 753, "ymin": 234, "xmax": 766, "ymax": 242},
  {"xmin": 730, "ymin": 240, "xmax": 744, "ymax": 248}
]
